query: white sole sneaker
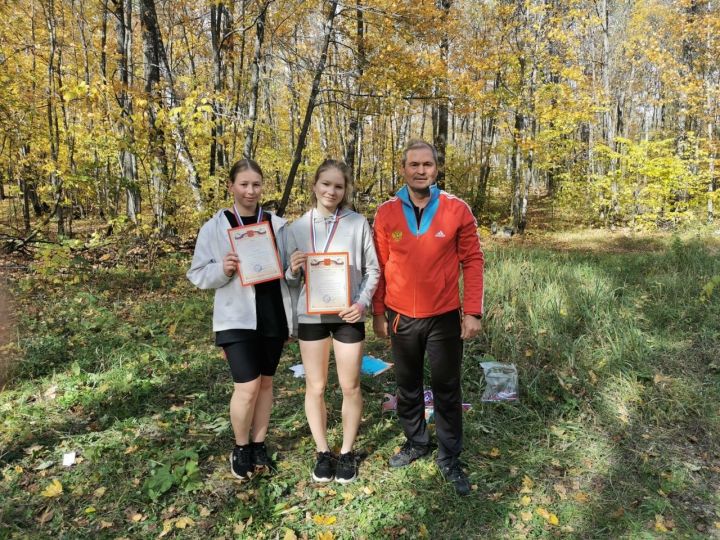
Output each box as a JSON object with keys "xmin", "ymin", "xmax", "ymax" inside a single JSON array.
[{"xmin": 229, "ymin": 452, "xmax": 252, "ymax": 481}]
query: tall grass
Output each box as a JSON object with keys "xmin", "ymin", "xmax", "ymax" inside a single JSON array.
[{"xmin": 1, "ymin": 237, "xmax": 719, "ymax": 538}]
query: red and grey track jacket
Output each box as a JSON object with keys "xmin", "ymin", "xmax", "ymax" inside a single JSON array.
[{"xmin": 372, "ymin": 184, "xmax": 484, "ymax": 319}]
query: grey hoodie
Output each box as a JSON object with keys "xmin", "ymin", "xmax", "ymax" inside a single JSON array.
[
  {"xmin": 187, "ymin": 209, "xmax": 295, "ymax": 335},
  {"xmin": 285, "ymin": 207, "xmax": 380, "ymax": 324}
]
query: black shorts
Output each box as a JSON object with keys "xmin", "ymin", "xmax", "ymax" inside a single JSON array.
[
  {"xmin": 297, "ymin": 322, "xmax": 365, "ymax": 344},
  {"xmin": 222, "ymin": 336, "xmax": 285, "ymax": 383}
]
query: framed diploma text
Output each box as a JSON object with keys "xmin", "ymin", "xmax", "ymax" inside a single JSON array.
[
  {"xmin": 227, "ymin": 222, "xmax": 283, "ymax": 286},
  {"xmin": 305, "ymin": 252, "xmax": 351, "ymax": 314}
]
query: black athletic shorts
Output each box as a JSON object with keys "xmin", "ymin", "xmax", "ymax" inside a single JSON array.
[
  {"xmin": 222, "ymin": 336, "xmax": 285, "ymax": 383},
  {"xmin": 297, "ymin": 322, "xmax": 365, "ymax": 344}
]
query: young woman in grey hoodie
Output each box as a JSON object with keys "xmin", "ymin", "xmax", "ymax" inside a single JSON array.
[
  {"xmin": 187, "ymin": 159, "xmax": 293, "ymax": 480},
  {"xmin": 286, "ymin": 159, "xmax": 380, "ymax": 484}
]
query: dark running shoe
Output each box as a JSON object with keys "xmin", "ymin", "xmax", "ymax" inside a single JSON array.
[
  {"xmin": 312, "ymin": 451, "xmax": 335, "ymax": 482},
  {"xmin": 229, "ymin": 444, "xmax": 253, "ymax": 480},
  {"xmin": 388, "ymin": 441, "xmax": 431, "ymax": 468},
  {"xmin": 440, "ymin": 460, "xmax": 471, "ymax": 496},
  {"xmin": 335, "ymin": 452, "xmax": 357, "ymax": 484},
  {"xmin": 250, "ymin": 441, "xmax": 276, "ymax": 472}
]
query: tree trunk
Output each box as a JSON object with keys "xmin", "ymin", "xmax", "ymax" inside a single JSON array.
[
  {"xmin": 140, "ymin": 0, "xmax": 171, "ymax": 233},
  {"xmin": 210, "ymin": 1, "xmax": 231, "ymax": 182},
  {"xmin": 112, "ymin": 0, "xmax": 140, "ymax": 222},
  {"xmin": 44, "ymin": 0, "xmax": 65, "ymax": 236},
  {"xmin": 433, "ymin": 0, "xmax": 451, "ymax": 191},
  {"xmin": 243, "ymin": 1, "xmax": 268, "ymax": 159},
  {"xmin": 277, "ymin": 0, "xmax": 339, "ymax": 216}
]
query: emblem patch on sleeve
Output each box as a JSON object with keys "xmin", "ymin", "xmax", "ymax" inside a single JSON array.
[{"xmin": 391, "ymin": 230, "xmax": 403, "ymax": 242}]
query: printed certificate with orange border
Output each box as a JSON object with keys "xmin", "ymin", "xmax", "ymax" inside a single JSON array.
[
  {"xmin": 227, "ymin": 222, "xmax": 283, "ymax": 286},
  {"xmin": 305, "ymin": 252, "xmax": 351, "ymax": 314}
]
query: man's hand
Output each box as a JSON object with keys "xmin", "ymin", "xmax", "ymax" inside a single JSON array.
[
  {"xmin": 289, "ymin": 250, "xmax": 307, "ymax": 274},
  {"xmin": 460, "ymin": 315, "xmax": 482, "ymax": 340},
  {"xmin": 339, "ymin": 303, "xmax": 365, "ymax": 324},
  {"xmin": 223, "ymin": 252, "xmax": 239, "ymax": 277},
  {"xmin": 373, "ymin": 314, "xmax": 389, "ymax": 339}
]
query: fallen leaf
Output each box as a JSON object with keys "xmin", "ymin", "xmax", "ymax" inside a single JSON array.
[
  {"xmin": 93, "ymin": 486, "xmax": 106, "ymax": 498},
  {"xmin": 488, "ymin": 447, "xmax": 501, "ymax": 458},
  {"xmin": 175, "ymin": 516, "xmax": 194, "ymax": 529},
  {"xmin": 199, "ymin": 506, "xmax": 211, "ymax": 517},
  {"xmin": 536, "ymin": 507, "xmax": 559, "ymax": 526},
  {"xmin": 520, "ymin": 496, "xmax": 532, "ymax": 506},
  {"xmin": 37, "ymin": 508, "xmax": 54, "ymax": 525},
  {"xmin": 41, "ymin": 479, "xmax": 63, "ymax": 498},
  {"xmin": 84, "ymin": 506, "xmax": 96, "ymax": 514},
  {"xmin": 317, "ymin": 532, "xmax": 334, "ymax": 540},
  {"xmin": 520, "ymin": 511, "xmax": 533, "ymax": 522},
  {"xmin": 159, "ymin": 520, "xmax": 174, "ymax": 538},
  {"xmin": 362, "ymin": 486, "xmax": 374, "ymax": 495},
  {"xmin": 124, "ymin": 446, "xmax": 139, "ymax": 455},
  {"xmin": 312, "ymin": 514, "xmax": 337, "ymax": 526},
  {"xmin": 419, "ymin": 523, "xmax": 429, "ymax": 538},
  {"xmin": 573, "ymin": 492, "xmax": 589, "ymax": 503},
  {"xmin": 24, "ymin": 444, "xmax": 44, "ymax": 455},
  {"xmin": 99, "ymin": 520, "xmax": 113, "ymax": 529},
  {"xmin": 519, "ymin": 475, "xmax": 534, "ymax": 494},
  {"xmin": 553, "ymin": 483, "xmax": 567, "ymax": 500},
  {"xmin": 283, "ymin": 529, "xmax": 298, "ymax": 540},
  {"xmin": 654, "ymin": 514, "xmax": 668, "ymax": 532},
  {"xmin": 342, "ymin": 493, "xmax": 354, "ymax": 502},
  {"xmin": 130, "ymin": 513, "xmax": 144, "ymax": 523},
  {"xmin": 653, "ymin": 374, "xmax": 672, "ymax": 385}
]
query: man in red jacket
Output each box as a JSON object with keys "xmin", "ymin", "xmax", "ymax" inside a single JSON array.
[{"xmin": 372, "ymin": 140, "xmax": 484, "ymax": 496}]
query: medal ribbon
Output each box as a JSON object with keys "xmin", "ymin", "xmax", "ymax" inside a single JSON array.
[
  {"xmin": 310, "ymin": 208, "xmax": 340, "ymax": 253},
  {"xmin": 233, "ymin": 204, "xmax": 263, "ymax": 226}
]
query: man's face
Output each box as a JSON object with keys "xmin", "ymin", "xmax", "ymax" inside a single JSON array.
[{"xmin": 401, "ymin": 148, "xmax": 437, "ymax": 192}]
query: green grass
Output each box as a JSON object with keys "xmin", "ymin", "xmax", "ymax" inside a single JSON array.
[{"xmin": 1, "ymin": 237, "xmax": 720, "ymax": 539}]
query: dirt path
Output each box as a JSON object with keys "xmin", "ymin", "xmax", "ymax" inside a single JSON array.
[{"xmin": 0, "ymin": 278, "xmax": 17, "ymax": 388}]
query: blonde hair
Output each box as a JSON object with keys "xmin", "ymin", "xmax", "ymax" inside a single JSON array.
[{"xmin": 310, "ymin": 159, "xmax": 353, "ymax": 209}]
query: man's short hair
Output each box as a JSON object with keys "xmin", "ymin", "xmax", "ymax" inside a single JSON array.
[{"xmin": 401, "ymin": 139, "xmax": 438, "ymax": 166}]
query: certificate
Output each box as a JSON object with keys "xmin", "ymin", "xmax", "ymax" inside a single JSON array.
[
  {"xmin": 305, "ymin": 252, "xmax": 351, "ymax": 314},
  {"xmin": 227, "ymin": 222, "xmax": 283, "ymax": 286}
]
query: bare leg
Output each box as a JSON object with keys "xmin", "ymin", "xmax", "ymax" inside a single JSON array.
[
  {"xmin": 251, "ymin": 375, "xmax": 274, "ymax": 442},
  {"xmin": 230, "ymin": 377, "xmax": 261, "ymax": 445},
  {"xmin": 300, "ymin": 338, "xmax": 331, "ymax": 452},
  {"xmin": 333, "ymin": 339, "xmax": 363, "ymax": 454}
]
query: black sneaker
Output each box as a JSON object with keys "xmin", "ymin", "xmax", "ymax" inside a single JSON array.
[
  {"xmin": 335, "ymin": 452, "xmax": 357, "ymax": 484},
  {"xmin": 312, "ymin": 451, "xmax": 335, "ymax": 482},
  {"xmin": 388, "ymin": 441, "xmax": 431, "ymax": 468},
  {"xmin": 440, "ymin": 460, "xmax": 471, "ymax": 496},
  {"xmin": 229, "ymin": 444, "xmax": 253, "ymax": 480},
  {"xmin": 250, "ymin": 441, "xmax": 276, "ymax": 472}
]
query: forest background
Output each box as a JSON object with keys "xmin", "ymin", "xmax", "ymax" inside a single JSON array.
[
  {"xmin": 0, "ymin": 0, "xmax": 718, "ymax": 241},
  {"xmin": 1, "ymin": 0, "xmax": 720, "ymax": 539}
]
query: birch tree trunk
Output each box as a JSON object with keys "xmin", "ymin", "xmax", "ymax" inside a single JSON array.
[{"xmin": 113, "ymin": 0, "xmax": 140, "ymax": 222}]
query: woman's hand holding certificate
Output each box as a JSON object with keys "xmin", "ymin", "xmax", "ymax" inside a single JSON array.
[
  {"xmin": 305, "ymin": 252, "xmax": 351, "ymax": 314},
  {"xmin": 227, "ymin": 222, "xmax": 283, "ymax": 285}
]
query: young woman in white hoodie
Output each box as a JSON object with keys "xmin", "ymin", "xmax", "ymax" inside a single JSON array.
[
  {"xmin": 286, "ymin": 159, "xmax": 380, "ymax": 484},
  {"xmin": 187, "ymin": 159, "xmax": 293, "ymax": 480}
]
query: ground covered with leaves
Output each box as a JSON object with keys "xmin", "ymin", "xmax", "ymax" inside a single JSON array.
[{"xmin": 1, "ymin": 233, "xmax": 720, "ymax": 539}]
